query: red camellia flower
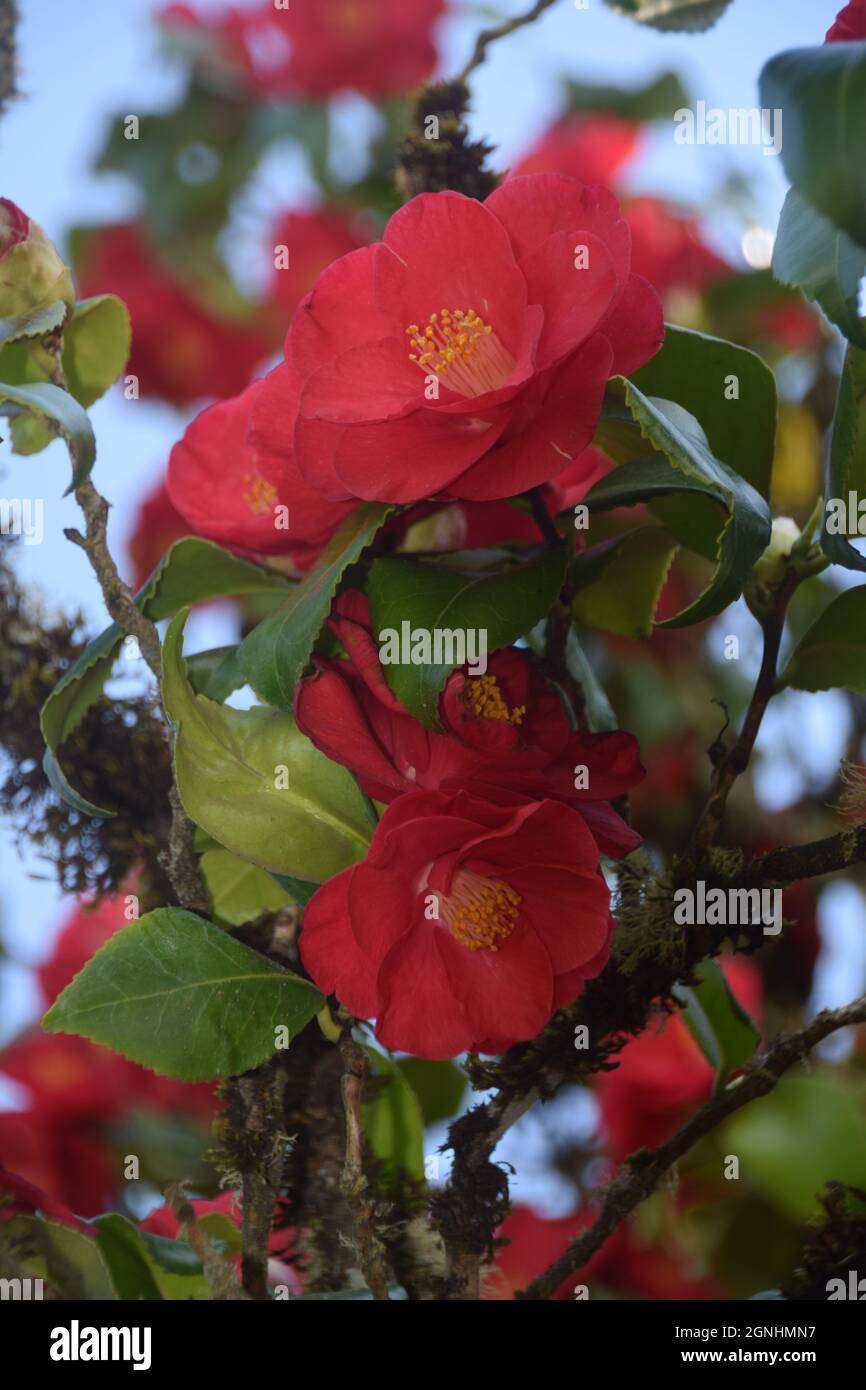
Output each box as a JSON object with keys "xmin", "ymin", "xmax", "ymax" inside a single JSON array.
[
  {"xmin": 596, "ymin": 956, "xmax": 763, "ymax": 1161},
  {"xmin": 511, "ymin": 114, "xmax": 641, "ymax": 187},
  {"xmin": 301, "ymin": 789, "xmax": 613, "ymax": 1058},
  {"xmin": 76, "ymin": 223, "xmax": 271, "ymax": 406},
  {"xmin": 295, "ymin": 591, "xmax": 643, "ymax": 856},
  {"xmin": 270, "ymin": 209, "xmax": 370, "ymax": 324},
  {"xmin": 168, "ymin": 380, "xmax": 356, "ymax": 563},
  {"xmin": 0, "ymin": 1163, "xmax": 92, "ymax": 1233},
  {"xmin": 624, "ymin": 197, "xmax": 729, "ymax": 297},
  {"xmin": 126, "ymin": 478, "xmax": 191, "ymax": 592},
  {"xmin": 162, "ymin": 0, "xmax": 445, "ymax": 100},
  {"xmin": 825, "ymin": 0, "xmax": 866, "ymax": 42},
  {"xmin": 255, "ymin": 175, "xmax": 664, "ymax": 504},
  {"xmin": 488, "ymin": 1203, "xmax": 721, "ymax": 1300}
]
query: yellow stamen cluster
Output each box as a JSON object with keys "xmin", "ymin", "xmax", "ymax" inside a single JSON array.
[
  {"xmin": 464, "ymin": 674, "xmax": 526, "ymax": 726},
  {"xmin": 242, "ymin": 472, "xmax": 278, "ymax": 515},
  {"xmin": 440, "ymin": 870, "xmax": 521, "ymax": 953},
  {"xmin": 405, "ymin": 308, "xmax": 514, "ymax": 398}
]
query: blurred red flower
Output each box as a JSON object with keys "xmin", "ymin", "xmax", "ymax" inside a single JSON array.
[
  {"xmin": 625, "ymin": 197, "xmax": 730, "ymax": 297},
  {"xmin": 301, "ymin": 788, "xmax": 614, "ymax": 1059},
  {"xmin": 488, "ymin": 1203, "xmax": 721, "ymax": 1299},
  {"xmin": 257, "ymin": 175, "xmax": 663, "ymax": 504},
  {"xmin": 511, "ymin": 114, "xmax": 641, "ymax": 187},
  {"xmin": 162, "ymin": 0, "xmax": 445, "ymax": 100},
  {"xmin": 0, "ymin": 1161, "xmax": 92, "ymax": 1233},
  {"xmin": 76, "ymin": 223, "xmax": 271, "ymax": 406},
  {"xmin": 596, "ymin": 956, "xmax": 763, "ymax": 1161}
]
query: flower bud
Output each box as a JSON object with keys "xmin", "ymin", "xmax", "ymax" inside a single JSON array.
[{"xmin": 0, "ymin": 198, "xmax": 75, "ymax": 321}]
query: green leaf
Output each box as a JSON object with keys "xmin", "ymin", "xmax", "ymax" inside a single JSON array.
[
  {"xmin": 780, "ymin": 585, "xmax": 866, "ymax": 693},
  {"xmin": 42, "ymin": 745, "xmax": 114, "ymax": 819},
  {"xmin": 0, "ymin": 298, "xmax": 67, "ymax": 349},
  {"xmin": 725, "ymin": 1075, "xmax": 866, "ymax": 1222},
  {"xmin": 396, "ymin": 1058, "xmax": 467, "ymax": 1127},
  {"xmin": 564, "ymin": 626, "xmax": 618, "ymax": 732},
  {"xmin": 571, "ymin": 527, "xmax": 679, "ymax": 638},
  {"xmin": 94, "ymin": 1214, "xmax": 172, "ymax": 1300},
  {"xmin": 362, "ymin": 1048, "xmax": 426, "ymax": 1190},
  {"xmin": 0, "ymin": 379, "xmax": 95, "ymax": 489},
  {"xmin": 269, "ymin": 873, "xmax": 320, "ymax": 908},
  {"xmin": 201, "ymin": 847, "xmax": 293, "ymax": 927},
  {"xmin": 821, "ymin": 344, "xmax": 866, "ymax": 572},
  {"xmin": 772, "ymin": 188, "xmax": 866, "ymax": 350},
  {"xmin": 564, "ymin": 70, "xmax": 689, "ymax": 121},
  {"xmin": 673, "ymin": 958, "xmax": 759, "ymax": 1092},
  {"xmin": 186, "ymin": 645, "xmax": 247, "ymax": 701},
  {"xmin": 630, "ymin": 326, "xmax": 777, "ymax": 500},
  {"xmin": 3, "ymin": 1216, "xmax": 117, "ymax": 1300},
  {"xmin": 603, "ymin": 0, "xmax": 733, "ymax": 31},
  {"xmin": 163, "ymin": 610, "xmax": 372, "ymax": 881},
  {"xmin": 238, "ymin": 502, "xmax": 391, "ymax": 712},
  {"xmin": 40, "ymin": 538, "xmax": 292, "ymax": 809},
  {"xmin": 591, "ymin": 381, "xmax": 771, "ymax": 627},
  {"xmin": 760, "ymin": 44, "xmax": 866, "ymax": 251},
  {"xmin": 43, "ymin": 906, "xmax": 324, "ymax": 1081},
  {"xmin": 62, "ymin": 294, "xmax": 131, "ymax": 408},
  {"xmin": 367, "ymin": 542, "xmax": 569, "ymax": 728}
]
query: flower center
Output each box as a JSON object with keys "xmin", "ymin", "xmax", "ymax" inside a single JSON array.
[
  {"xmin": 464, "ymin": 674, "xmax": 526, "ymax": 726},
  {"xmin": 406, "ymin": 308, "xmax": 515, "ymax": 398},
  {"xmin": 438, "ymin": 868, "xmax": 521, "ymax": 952},
  {"xmin": 242, "ymin": 472, "xmax": 278, "ymax": 515}
]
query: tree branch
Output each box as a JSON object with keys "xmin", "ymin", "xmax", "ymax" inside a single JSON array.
[
  {"xmin": 0, "ymin": 0, "xmax": 17, "ymax": 115},
  {"xmin": 457, "ymin": 0, "xmax": 561, "ymax": 83},
  {"xmin": 339, "ymin": 1035, "xmax": 392, "ymax": 1300},
  {"xmin": 518, "ymin": 993, "xmax": 866, "ymax": 1298},
  {"xmin": 690, "ymin": 566, "xmax": 800, "ymax": 858}
]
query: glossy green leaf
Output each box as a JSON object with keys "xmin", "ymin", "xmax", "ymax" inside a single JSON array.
[
  {"xmin": 603, "ymin": 0, "xmax": 732, "ymax": 30},
  {"xmin": 564, "ymin": 626, "xmax": 618, "ymax": 732},
  {"xmin": 367, "ymin": 542, "xmax": 569, "ymax": 728},
  {"xmin": 94, "ymin": 1213, "xmax": 209, "ymax": 1301},
  {"xmin": 201, "ymin": 846, "xmax": 293, "ymax": 926},
  {"xmin": 591, "ymin": 381, "xmax": 771, "ymax": 627},
  {"xmin": 571, "ymin": 526, "xmax": 679, "ymax": 638},
  {"xmin": 0, "ymin": 379, "xmax": 95, "ymax": 489},
  {"xmin": 0, "ymin": 298, "xmax": 67, "ymax": 349},
  {"xmin": 269, "ymin": 873, "xmax": 320, "ymax": 908},
  {"xmin": 761, "ymin": 44, "xmax": 866, "ymax": 250},
  {"xmin": 238, "ymin": 502, "xmax": 391, "ymax": 712},
  {"xmin": 185, "ymin": 645, "xmax": 247, "ymax": 701},
  {"xmin": 396, "ymin": 1058, "xmax": 467, "ymax": 1127},
  {"xmin": 673, "ymin": 958, "xmax": 759, "ymax": 1092},
  {"xmin": 62, "ymin": 294, "xmax": 131, "ymax": 408},
  {"xmin": 163, "ymin": 610, "xmax": 372, "ymax": 881},
  {"xmin": 780, "ymin": 585, "xmax": 866, "ymax": 693},
  {"xmin": 42, "ymin": 745, "xmax": 114, "ymax": 819},
  {"xmin": 3, "ymin": 1216, "xmax": 116, "ymax": 1300},
  {"xmin": 630, "ymin": 326, "xmax": 777, "ymax": 499},
  {"xmin": 821, "ymin": 344, "xmax": 866, "ymax": 572},
  {"xmin": 43, "ymin": 906, "xmax": 324, "ymax": 1081},
  {"xmin": 564, "ymin": 70, "xmax": 688, "ymax": 121},
  {"xmin": 362, "ymin": 1048, "xmax": 426, "ymax": 1191},
  {"xmin": 772, "ymin": 188, "xmax": 866, "ymax": 350}
]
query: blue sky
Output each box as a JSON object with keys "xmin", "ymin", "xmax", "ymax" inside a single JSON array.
[{"xmin": 0, "ymin": 0, "xmax": 855, "ymax": 1048}]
